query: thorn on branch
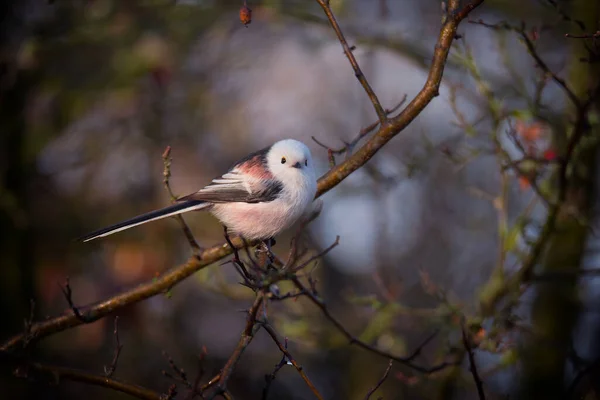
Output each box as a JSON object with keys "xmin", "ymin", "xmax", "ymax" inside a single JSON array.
[
  {"xmin": 261, "ymin": 323, "xmax": 323, "ymax": 399},
  {"xmin": 262, "ymin": 336, "xmax": 290, "ymax": 400},
  {"xmin": 104, "ymin": 316, "xmax": 123, "ymax": 378}
]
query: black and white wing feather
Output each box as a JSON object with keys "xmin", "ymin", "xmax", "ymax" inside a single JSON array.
[{"xmin": 179, "ymin": 170, "xmax": 282, "ymax": 204}]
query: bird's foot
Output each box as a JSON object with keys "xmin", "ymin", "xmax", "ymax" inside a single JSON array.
[{"xmin": 256, "ymin": 238, "xmax": 276, "ymax": 266}]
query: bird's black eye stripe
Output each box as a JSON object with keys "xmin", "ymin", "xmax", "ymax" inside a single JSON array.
[
  {"xmin": 305, "ymin": 159, "xmax": 308, "ymax": 166},
  {"xmin": 281, "ymin": 157, "xmax": 286, "ymax": 164}
]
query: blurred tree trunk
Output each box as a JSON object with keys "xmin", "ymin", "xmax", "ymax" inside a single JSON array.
[
  {"xmin": 519, "ymin": 1, "xmax": 600, "ymax": 398},
  {"xmin": 0, "ymin": 0, "xmax": 37, "ymax": 341}
]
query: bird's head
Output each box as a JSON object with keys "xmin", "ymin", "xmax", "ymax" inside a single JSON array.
[{"xmin": 267, "ymin": 139, "xmax": 316, "ymax": 185}]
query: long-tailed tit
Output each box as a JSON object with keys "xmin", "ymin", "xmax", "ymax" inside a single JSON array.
[{"xmin": 80, "ymin": 139, "xmax": 318, "ymax": 243}]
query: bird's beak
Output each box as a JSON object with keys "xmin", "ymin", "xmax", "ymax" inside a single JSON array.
[{"xmin": 292, "ymin": 161, "xmax": 302, "ymax": 169}]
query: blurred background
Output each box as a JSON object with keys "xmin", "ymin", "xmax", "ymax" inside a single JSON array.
[{"xmin": 1, "ymin": 0, "xmax": 599, "ymax": 399}]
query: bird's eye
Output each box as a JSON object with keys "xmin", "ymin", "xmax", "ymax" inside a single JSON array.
[
  {"xmin": 305, "ymin": 159, "xmax": 308, "ymax": 167},
  {"xmin": 281, "ymin": 157, "xmax": 286, "ymax": 164}
]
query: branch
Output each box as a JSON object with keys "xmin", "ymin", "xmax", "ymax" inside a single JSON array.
[
  {"xmin": 261, "ymin": 323, "xmax": 324, "ymax": 400},
  {"xmin": 1, "ymin": 352, "xmax": 164, "ymax": 400},
  {"xmin": 363, "ymin": 359, "xmax": 393, "ymax": 400},
  {"xmin": 461, "ymin": 327, "xmax": 485, "ymax": 400},
  {"xmin": 211, "ymin": 294, "xmax": 264, "ymax": 398},
  {"xmin": 565, "ymin": 31, "xmax": 600, "ymax": 39},
  {"xmin": 162, "ymin": 145, "xmax": 203, "ymax": 254},
  {"xmin": 316, "ymin": 0, "xmax": 485, "ymax": 198},
  {"xmin": 315, "ymin": 0, "xmax": 387, "ymax": 122},
  {"xmin": 104, "ymin": 316, "xmax": 123, "ymax": 378},
  {"xmin": 1, "ymin": 239, "xmax": 250, "ymax": 351},
  {"xmin": 59, "ymin": 277, "xmax": 93, "ymax": 323},
  {"xmin": 468, "ymin": 20, "xmax": 581, "ymax": 108},
  {"xmin": 312, "ymin": 95, "xmax": 407, "ymax": 165},
  {"xmin": 290, "ymin": 277, "xmax": 454, "ymax": 374}
]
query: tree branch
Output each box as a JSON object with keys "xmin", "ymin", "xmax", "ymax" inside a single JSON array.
[
  {"xmin": 462, "ymin": 326, "xmax": 485, "ymax": 400},
  {"xmin": 211, "ymin": 294, "xmax": 264, "ymax": 398},
  {"xmin": 1, "ymin": 238, "xmax": 251, "ymax": 351},
  {"xmin": 315, "ymin": 0, "xmax": 485, "ymax": 197},
  {"xmin": 261, "ymin": 322, "xmax": 324, "ymax": 400},
  {"xmin": 290, "ymin": 276, "xmax": 454, "ymax": 374},
  {"xmin": 364, "ymin": 359, "xmax": 393, "ymax": 400},
  {"xmin": 1, "ymin": 351, "xmax": 164, "ymax": 400},
  {"xmin": 315, "ymin": 0, "xmax": 388, "ymax": 122}
]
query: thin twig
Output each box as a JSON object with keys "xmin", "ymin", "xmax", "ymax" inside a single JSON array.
[
  {"xmin": 224, "ymin": 226, "xmax": 254, "ymax": 284},
  {"xmin": 162, "ymin": 351, "xmax": 192, "ymax": 389},
  {"xmin": 184, "ymin": 348, "xmax": 208, "ymax": 400},
  {"xmin": 290, "ymin": 277, "xmax": 455, "ymax": 373},
  {"xmin": 462, "ymin": 326, "xmax": 486, "ymax": 399},
  {"xmin": 565, "ymin": 31, "xmax": 600, "ymax": 39},
  {"xmin": 315, "ymin": 0, "xmax": 388, "ymax": 122},
  {"xmin": 468, "ymin": 19, "xmax": 581, "ymax": 108},
  {"xmin": 261, "ymin": 323, "xmax": 324, "ymax": 400},
  {"xmin": 59, "ymin": 277, "xmax": 92, "ymax": 323},
  {"xmin": 104, "ymin": 316, "xmax": 123, "ymax": 378},
  {"xmin": 212, "ymin": 294, "xmax": 264, "ymax": 398},
  {"xmin": 312, "ymin": 96, "xmax": 407, "ymax": 163},
  {"xmin": 162, "ymin": 146, "xmax": 203, "ymax": 254},
  {"xmin": 364, "ymin": 359, "xmax": 393, "ymax": 400},
  {"xmin": 261, "ymin": 336, "xmax": 288, "ymax": 400}
]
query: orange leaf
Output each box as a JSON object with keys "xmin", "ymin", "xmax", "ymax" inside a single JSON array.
[
  {"xmin": 518, "ymin": 176, "xmax": 531, "ymax": 190},
  {"xmin": 240, "ymin": 4, "xmax": 252, "ymax": 26}
]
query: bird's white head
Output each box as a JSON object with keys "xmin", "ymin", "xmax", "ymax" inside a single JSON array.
[{"xmin": 266, "ymin": 139, "xmax": 317, "ymax": 196}]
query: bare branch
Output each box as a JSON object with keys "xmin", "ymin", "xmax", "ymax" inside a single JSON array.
[
  {"xmin": 290, "ymin": 277, "xmax": 455, "ymax": 373},
  {"xmin": 312, "ymin": 95, "xmax": 407, "ymax": 163},
  {"xmin": 1, "ymin": 351, "xmax": 164, "ymax": 400},
  {"xmin": 364, "ymin": 359, "xmax": 393, "ymax": 400},
  {"xmin": 315, "ymin": 0, "xmax": 387, "ymax": 122},
  {"xmin": 468, "ymin": 19, "xmax": 581, "ymax": 108},
  {"xmin": 212, "ymin": 294, "xmax": 264, "ymax": 398},
  {"xmin": 462, "ymin": 326, "xmax": 486, "ymax": 400},
  {"xmin": 316, "ymin": 0, "xmax": 485, "ymax": 198},
  {"xmin": 162, "ymin": 146, "xmax": 203, "ymax": 254},
  {"xmin": 261, "ymin": 323, "xmax": 324, "ymax": 400},
  {"xmin": 2, "ymin": 238, "xmax": 253, "ymax": 351},
  {"xmin": 59, "ymin": 277, "xmax": 92, "ymax": 323},
  {"xmin": 565, "ymin": 31, "xmax": 600, "ymax": 39},
  {"xmin": 104, "ymin": 316, "xmax": 123, "ymax": 378}
]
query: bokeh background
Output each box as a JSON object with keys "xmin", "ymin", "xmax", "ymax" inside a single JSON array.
[{"xmin": 1, "ymin": 0, "xmax": 600, "ymax": 399}]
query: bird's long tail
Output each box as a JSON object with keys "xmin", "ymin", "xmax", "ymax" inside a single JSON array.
[{"xmin": 79, "ymin": 200, "xmax": 209, "ymax": 242}]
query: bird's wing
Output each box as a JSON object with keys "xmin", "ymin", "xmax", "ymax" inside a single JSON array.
[{"xmin": 178, "ymin": 170, "xmax": 283, "ymax": 204}]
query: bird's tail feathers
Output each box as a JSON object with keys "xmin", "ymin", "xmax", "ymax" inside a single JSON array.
[{"xmin": 79, "ymin": 200, "xmax": 209, "ymax": 242}]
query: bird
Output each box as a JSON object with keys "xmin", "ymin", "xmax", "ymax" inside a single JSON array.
[{"xmin": 79, "ymin": 139, "xmax": 318, "ymax": 244}]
